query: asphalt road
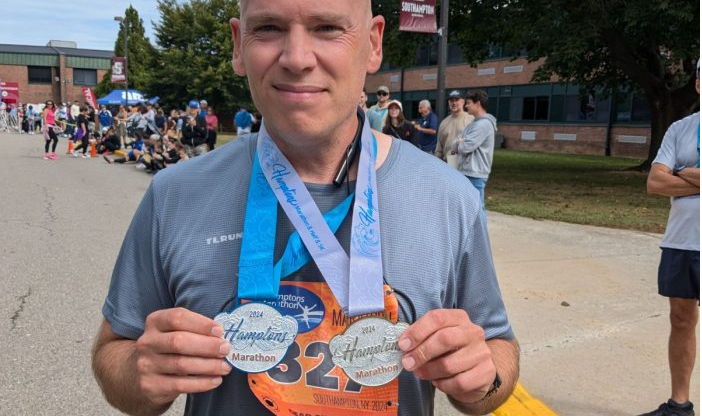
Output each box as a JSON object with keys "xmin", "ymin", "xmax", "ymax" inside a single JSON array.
[{"xmin": 0, "ymin": 131, "xmax": 698, "ymax": 416}]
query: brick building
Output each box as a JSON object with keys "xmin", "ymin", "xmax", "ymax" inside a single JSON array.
[
  {"xmin": 365, "ymin": 55, "xmax": 652, "ymax": 158},
  {"xmin": 0, "ymin": 41, "xmax": 112, "ymax": 107}
]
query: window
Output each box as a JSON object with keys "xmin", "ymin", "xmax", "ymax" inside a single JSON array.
[
  {"xmin": 28, "ymin": 66, "xmax": 52, "ymax": 84},
  {"xmin": 73, "ymin": 68, "xmax": 97, "ymax": 86},
  {"xmin": 522, "ymin": 96, "xmax": 549, "ymax": 120}
]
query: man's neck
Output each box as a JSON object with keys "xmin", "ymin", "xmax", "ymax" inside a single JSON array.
[{"xmin": 451, "ymin": 110, "xmax": 465, "ymax": 118}]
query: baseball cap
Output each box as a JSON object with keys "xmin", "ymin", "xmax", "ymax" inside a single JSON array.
[
  {"xmin": 377, "ymin": 85, "xmax": 390, "ymax": 94},
  {"xmin": 448, "ymin": 90, "xmax": 463, "ymax": 99},
  {"xmin": 387, "ymin": 100, "xmax": 403, "ymax": 111},
  {"xmin": 200, "ymin": 99, "xmax": 207, "ymax": 105},
  {"xmin": 188, "ymin": 99, "xmax": 200, "ymax": 108}
]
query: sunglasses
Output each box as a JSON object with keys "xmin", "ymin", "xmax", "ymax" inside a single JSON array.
[{"xmin": 376, "ymin": 91, "xmax": 388, "ymax": 96}]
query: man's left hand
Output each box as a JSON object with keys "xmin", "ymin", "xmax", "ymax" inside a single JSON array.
[{"xmin": 398, "ymin": 309, "xmax": 495, "ymax": 404}]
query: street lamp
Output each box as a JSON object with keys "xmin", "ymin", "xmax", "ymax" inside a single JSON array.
[{"xmin": 114, "ymin": 16, "xmax": 128, "ymax": 107}]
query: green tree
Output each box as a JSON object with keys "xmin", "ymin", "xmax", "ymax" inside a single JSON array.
[
  {"xmin": 375, "ymin": 0, "xmax": 700, "ymax": 168},
  {"xmin": 96, "ymin": 6, "xmax": 157, "ymax": 98},
  {"xmin": 147, "ymin": 0, "xmax": 250, "ymax": 117}
]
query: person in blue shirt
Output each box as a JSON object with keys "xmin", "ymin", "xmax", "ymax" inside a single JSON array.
[
  {"xmin": 412, "ymin": 99, "xmax": 438, "ymax": 154},
  {"xmin": 99, "ymin": 105, "xmax": 114, "ymax": 133}
]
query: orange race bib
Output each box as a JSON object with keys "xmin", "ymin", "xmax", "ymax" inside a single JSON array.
[{"xmin": 248, "ymin": 281, "xmax": 401, "ymax": 416}]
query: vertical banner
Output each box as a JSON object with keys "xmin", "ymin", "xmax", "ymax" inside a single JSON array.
[
  {"xmin": 399, "ymin": 0, "xmax": 438, "ymax": 33},
  {"xmin": 0, "ymin": 81, "xmax": 20, "ymax": 104},
  {"xmin": 111, "ymin": 57, "xmax": 126, "ymax": 83},
  {"xmin": 82, "ymin": 86, "xmax": 98, "ymax": 109}
]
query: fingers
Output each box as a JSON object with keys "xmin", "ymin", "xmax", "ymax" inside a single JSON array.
[
  {"xmin": 138, "ymin": 353, "xmax": 232, "ymax": 378},
  {"xmin": 398, "ymin": 309, "xmax": 475, "ymax": 370},
  {"xmin": 142, "ymin": 308, "xmax": 229, "ymax": 358}
]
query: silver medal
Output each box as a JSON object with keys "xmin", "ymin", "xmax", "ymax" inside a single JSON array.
[
  {"xmin": 329, "ymin": 317, "xmax": 409, "ymax": 386},
  {"xmin": 215, "ymin": 302, "xmax": 298, "ymax": 373}
]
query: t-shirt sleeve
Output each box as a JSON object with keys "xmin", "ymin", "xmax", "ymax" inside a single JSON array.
[
  {"xmin": 457, "ymin": 212, "xmax": 514, "ymax": 340},
  {"xmin": 102, "ymin": 182, "xmax": 172, "ymax": 340},
  {"xmin": 652, "ymin": 121, "xmax": 679, "ymax": 170}
]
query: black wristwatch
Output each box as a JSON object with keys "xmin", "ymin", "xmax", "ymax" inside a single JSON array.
[{"xmin": 481, "ymin": 373, "xmax": 502, "ymax": 401}]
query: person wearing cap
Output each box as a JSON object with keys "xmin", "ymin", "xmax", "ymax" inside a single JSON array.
[
  {"xmin": 199, "ymin": 100, "xmax": 208, "ymax": 118},
  {"xmin": 412, "ymin": 99, "xmax": 439, "ymax": 154},
  {"xmin": 359, "ymin": 88, "xmax": 382, "ymax": 132},
  {"xmin": 368, "ymin": 85, "xmax": 391, "ymax": 130},
  {"xmin": 92, "ymin": 2, "xmax": 518, "ymax": 416},
  {"xmin": 181, "ymin": 100, "xmax": 209, "ymax": 157},
  {"xmin": 435, "ymin": 90, "xmax": 474, "ymax": 162},
  {"xmin": 640, "ymin": 60, "xmax": 700, "ymax": 416},
  {"xmin": 382, "ymin": 99, "xmax": 417, "ymax": 146},
  {"xmin": 450, "ymin": 90, "xmax": 497, "ymax": 209}
]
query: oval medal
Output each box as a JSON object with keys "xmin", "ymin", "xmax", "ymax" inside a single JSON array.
[
  {"xmin": 215, "ymin": 302, "xmax": 298, "ymax": 373},
  {"xmin": 329, "ymin": 317, "xmax": 409, "ymax": 387}
]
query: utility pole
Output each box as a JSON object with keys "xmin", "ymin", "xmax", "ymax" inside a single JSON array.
[
  {"xmin": 436, "ymin": 0, "xmax": 449, "ymax": 119},
  {"xmin": 114, "ymin": 16, "xmax": 129, "ymax": 107}
]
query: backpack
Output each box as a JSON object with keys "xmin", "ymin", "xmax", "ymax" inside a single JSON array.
[{"xmin": 235, "ymin": 111, "xmax": 252, "ymax": 128}]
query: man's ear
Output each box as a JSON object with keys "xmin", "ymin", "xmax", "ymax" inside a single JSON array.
[
  {"xmin": 230, "ymin": 18, "xmax": 246, "ymax": 76},
  {"xmin": 366, "ymin": 15, "xmax": 385, "ymax": 74}
]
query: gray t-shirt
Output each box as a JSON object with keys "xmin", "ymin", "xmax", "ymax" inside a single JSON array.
[
  {"xmin": 103, "ymin": 134, "xmax": 513, "ymax": 416},
  {"xmin": 652, "ymin": 111, "xmax": 700, "ymax": 251}
]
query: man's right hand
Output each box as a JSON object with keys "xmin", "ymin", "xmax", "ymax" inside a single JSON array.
[{"xmin": 135, "ymin": 308, "xmax": 232, "ymax": 405}]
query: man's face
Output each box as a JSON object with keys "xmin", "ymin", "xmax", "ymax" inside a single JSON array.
[
  {"xmin": 376, "ymin": 90, "xmax": 389, "ymax": 105},
  {"xmin": 231, "ymin": 0, "xmax": 384, "ymax": 142},
  {"xmin": 465, "ymin": 99, "xmax": 479, "ymax": 116},
  {"xmin": 448, "ymin": 97, "xmax": 464, "ymax": 114},
  {"xmin": 418, "ymin": 103, "xmax": 429, "ymax": 117}
]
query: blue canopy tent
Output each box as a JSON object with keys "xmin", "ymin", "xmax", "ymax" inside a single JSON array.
[{"xmin": 97, "ymin": 89, "xmax": 147, "ymax": 106}]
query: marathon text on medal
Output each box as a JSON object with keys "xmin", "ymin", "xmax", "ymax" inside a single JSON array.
[
  {"xmin": 223, "ymin": 319, "xmax": 294, "ymax": 346},
  {"xmin": 230, "ymin": 352, "xmax": 277, "ymax": 362},
  {"xmin": 270, "ymin": 163, "xmax": 325, "ymax": 250},
  {"xmin": 334, "ymin": 335, "xmax": 401, "ymax": 363}
]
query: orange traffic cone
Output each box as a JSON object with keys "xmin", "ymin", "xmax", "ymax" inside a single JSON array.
[
  {"xmin": 66, "ymin": 138, "xmax": 74, "ymax": 154},
  {"xmin": 90, "ymin": 140, "xmax": 97, "ymax": 158}
]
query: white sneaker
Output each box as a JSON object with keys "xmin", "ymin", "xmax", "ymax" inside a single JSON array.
[
  {"xmin": 81, "ymin": 153, "xmax": 91, "ymax": 159},
  {"xmin": 71, "ymin": 150, "xmax": 79, "ymax": 157}
]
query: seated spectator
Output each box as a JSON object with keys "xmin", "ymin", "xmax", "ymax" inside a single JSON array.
[
  {"xmin": 97, "ymin": 127, "xmax": 121, "ymax": 155},
  {"xmin": 104, "ymin": 135, "xmax": 144, "ymax": 164}
]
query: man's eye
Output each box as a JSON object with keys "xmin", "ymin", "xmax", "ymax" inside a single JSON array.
[
  {"xmin": 316, "ymin": 25, "xmax": 342, "ymax": 33},
  {"xmin": 255, "ymin": 25, "xmax": 281, "ymax": 32}
]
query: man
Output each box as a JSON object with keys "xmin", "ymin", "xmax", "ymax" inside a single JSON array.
[
  {"xmin": 413, "ymin": 99, "xmax": 439, "ymax": 153},
  {"xmin": 640, "ymin": 60, "xmax": 700, "ymax": 416},
  {"xmin": 180, "ymin": 100, "xmax": 208, "ymax": 157},
  {"xmin": 451, "ymin": 90, "xmax": 497, "ymax": 208},
  {"xmin": 435, "ymin": 90, "xmax": 474, "ymax": 162},
  {"xmin": 368, "ymin": 85, "xmax": 390, "ymax": 130},
  {"xmin": 91, "ymin": 2, "xmax": 518, "ymax": 416},
  {"xmin": 234, "ymin": 107, "xmax": 255, "ymax": 135},
  {"xmin": 360, "ymin": 88, "xmax": 382, "ymax": 132},
  {"xmin": 199, "ymin": 100, "xmax": 208, "ymax": 118},
  {"xmin": 99, "ymin": 105, "xmax": 113, "ymax": 133}
]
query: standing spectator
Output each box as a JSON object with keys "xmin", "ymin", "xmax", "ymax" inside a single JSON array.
[
  {"xmin": 360, "ymin": 88, "xmax": 382, "ymax": 132},
  {"xmin": 251, "ymin": 111, "xmax": 262, "ymax": 133},
  {"xmin": 435, "ymin": 90, "xmax": 474, "ymax": 162},
  {"xmin": 199, "ymin": 100, "xmax": 208, "ymax": 118},
  {"xmin": 450, "ymin": 90, "xmax": 497, "ymax": 208},
  {"xmin": 412, "ymin": 99, "xmax": 438, "ymax": 154},
  {"xmin": 382, "ymin": 100, "xmax": 417, "ymax": 146},
  {"xmin": 368, "ymin": 85, "xmax": 390, "ymax": 130},
  {"xmin": 205, "ymin": 107, "xmax": 219, "ymax": 150},
  {"xmin": 68, "ymin": 100, "xmax": 80, "ymax": 136},
  {"xmin": 639, "ymin": 60, "xmax": 700, "ymax": 416},
  {"xmin": 234, "ymin": 107, "xmax": 254, "ymax": 135},
  {"xmin": 25, "ymin": 104, "xmax": 36, "ymax": 135},
  {"xmin": 115, "ymin": 105, "xmax": 128, "ymax": 148},
  {"xmin": 71, "ymin": 106, "xmax": 92, "ymax": 158},
  {"xmin": 181, "ymin": 100, "xmax": 208, "ymax": 157},
  {"xmin": 99, "ymin": 105, "xmax": 113, "ymax": 133},
  {"xmin": 42, "ymin": 100, "xmax": 59, "ymax": 160}
]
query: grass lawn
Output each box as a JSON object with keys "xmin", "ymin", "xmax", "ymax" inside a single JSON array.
[
  {"xmin": 215, "ymin": 135, "xmax": 670, "ymax": 233},
  {"xmin": 486, "ymin": 150, "xmax": 670, "ymax": 233}
]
